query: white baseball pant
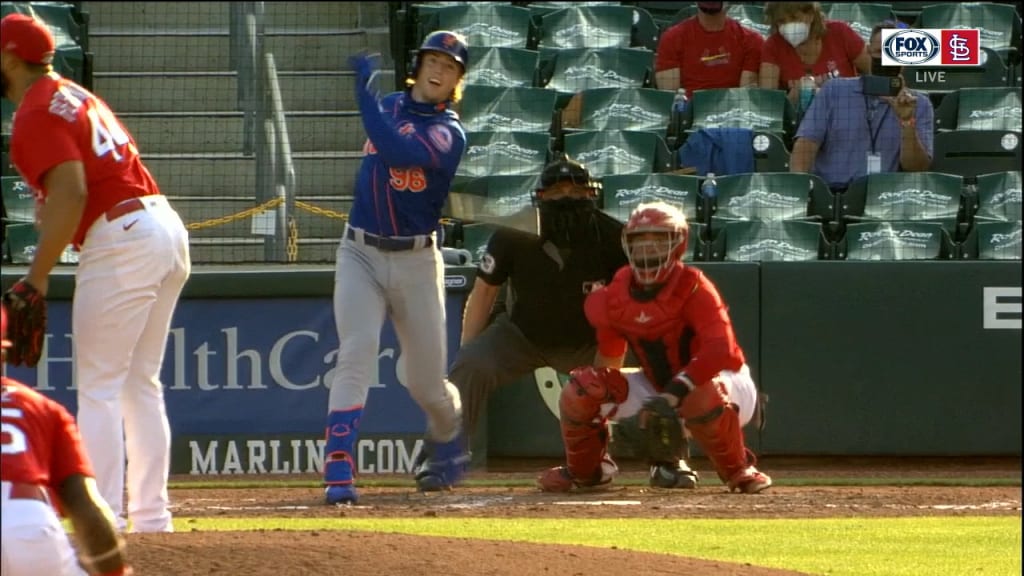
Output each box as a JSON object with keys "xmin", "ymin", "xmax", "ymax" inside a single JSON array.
[{"xmin": 0, "ymin": 482, "xmax": 86, "ymax": 576}]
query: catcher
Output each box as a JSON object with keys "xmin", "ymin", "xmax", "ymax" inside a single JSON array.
[{"xmin": 537, "ymin": 201, "xmax": 772, "ymax": 494}]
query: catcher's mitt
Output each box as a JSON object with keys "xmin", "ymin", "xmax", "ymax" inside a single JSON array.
[
  {"xmin": 615, "ymin": 395, "xmax": 684, "ymax": 463},
  {"xmin": 3, "ymin": 280, "xmax": 47, "ymax": 367}
]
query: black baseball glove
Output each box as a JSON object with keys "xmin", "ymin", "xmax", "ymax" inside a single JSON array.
[
  {"xmin": 615, "ymin": 395, "xmax": 685, "ymax": 463},
  {"xmin": 3, "ymin": 279, "xmax": 47, "ymax": 367}
]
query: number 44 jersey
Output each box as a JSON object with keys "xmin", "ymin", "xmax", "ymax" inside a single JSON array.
[{"xmin": 9, "ymin": 71, "xmax": 163, "ymax": 248}]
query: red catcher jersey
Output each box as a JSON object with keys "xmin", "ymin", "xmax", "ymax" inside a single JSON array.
[
  {"xmin": 9, "ymin": 71, "xmax": 161, "ymax": 247},
  {"xmin": 1, "ymin": 378, "xmax": 93, "ymax": 488}
]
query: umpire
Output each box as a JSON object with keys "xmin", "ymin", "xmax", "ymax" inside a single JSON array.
[{"xmin": 450, "ymin": 154, "xmax": 628, "ymax": 465}]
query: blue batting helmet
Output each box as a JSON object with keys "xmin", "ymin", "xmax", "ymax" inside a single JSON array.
[{"xmin": 415, "ymin": 30, "xmax": 469, "ymax": 74}]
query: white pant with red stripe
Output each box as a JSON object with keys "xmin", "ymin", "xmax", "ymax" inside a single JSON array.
[
  {"xmin": 0, "ymin": 482, "xmax": 86, "ymax": 576},
  {"xmin": 74, "ymin": 195, "xmax": 190, "ymax": 533}
]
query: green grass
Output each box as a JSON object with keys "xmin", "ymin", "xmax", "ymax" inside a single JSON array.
[{"xmin": 175, "ymin": 516, "xmax": 1022, "ymax": 576}]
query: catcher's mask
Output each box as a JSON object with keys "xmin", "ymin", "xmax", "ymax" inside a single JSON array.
[
  {"xmin": 622, "ymin": 201, "xmax": 690, "ymax": 286},
  {"xmin": 0, "ymin": 305, "xmax": 10, "ymax": 349}
]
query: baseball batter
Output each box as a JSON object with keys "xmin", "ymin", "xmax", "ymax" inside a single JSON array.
[
  {"xmin": 323, "ymin": 31, "xmax": 471, "ymax": 505},
  {"xmin": 1, "ymin": 306, "xmax": 134, "ymax": 576},
  {"xmin": 537, "ymin": 202, "xmax": 772, "ymax": 494},
  {"xmin": 2, "ymin": 14, "xmax": 191, "ymax": 531}
]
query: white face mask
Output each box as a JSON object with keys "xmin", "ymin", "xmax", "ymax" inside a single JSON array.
[{"xmin": 779, "ymin": 21, "xmax": 810, "ymax": 47}]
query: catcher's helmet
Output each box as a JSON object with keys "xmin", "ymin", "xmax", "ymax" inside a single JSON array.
[
  {"xmin": 622, "ymin": 201, "xmax": 690, "ymax": 285},
  {"xmin": 536, "ymin": 153, "xmax": 601, "ymax": 196},
  {"xmin": 414, "ymin": 30, "xmax": 469, "ymax": 75}
]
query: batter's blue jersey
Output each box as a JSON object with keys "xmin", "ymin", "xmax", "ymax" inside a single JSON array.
[{"xmin": 348, "ymin": 88, "xmax": 467, "ymax": 237}]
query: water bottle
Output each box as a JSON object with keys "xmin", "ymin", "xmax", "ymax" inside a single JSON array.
[
  {"xmin": 799, "ymin": 75, "xmax": 816, "ymax": 114},
  {"xmin": 701, "ymin": 172, "xmax": 718, "ymax": 199},
  {"xmin": 673, "ymin": 88, "xmax": 689, "ymax": 116}
]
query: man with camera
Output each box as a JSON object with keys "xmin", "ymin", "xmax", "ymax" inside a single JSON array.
[{"xmin": 790, "ymin": 20, "xmax": 933, "ymax": 193}]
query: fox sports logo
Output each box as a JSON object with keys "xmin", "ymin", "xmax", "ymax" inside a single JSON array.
[{"xmin": 883, "ymin": 30, "xmax": 940, "ymax": 65}]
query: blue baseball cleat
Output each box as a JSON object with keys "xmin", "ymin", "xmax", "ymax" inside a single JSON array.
[
  {"xmin": 414, "ymin": 436, "xmax": 471, "ymax": 492},
  {"xmin": 324, "ymin": 407, "xmax": 362, "ymax": 504}
]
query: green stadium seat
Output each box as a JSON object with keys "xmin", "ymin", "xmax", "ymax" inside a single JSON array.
[
  {"xmin": 722, "ymin": 220, "xmax": 829, "ymax": 262},
  {"xmin": 934, "ymin": 87, "xmax": 1023, "ymax": 132},
  {"xmin": 1, "ymin": 175, "xmax": 34, "ymax": 223},
  {"xmin": 4, "ymin": 221, "xmax": 78, "ymax": 264},
  {"xmin": 564, "ymin": 87, "xmax": 674, "ymax": 137},
  {"xmin": 753, "ymin": 131, "xmax": 792, "ymax": 173},
  {"xmin": 973, "ymin": 170, "xmax": 1022, "ymax": 222},
  {"xmin": 436, "ymin": 4, "xmax": 535, "ymax": 49},
  {"xmin": 464, "ymin": 46, "xmax": 540, "ymax": 88},
  {"xmin": 841, "ymin": 172, "xmax": 965, "ymax": 238},
  {"xmin": 457, "ymin": 131, "xmax": 551, "ymax": 179},
  {"xmin": 821, "ymin": 3, "xmax": 896, "ymax": 42},
  {"xmin": 841, "ymin": 221, "xmax": 952, "ymax": 260},
  {"xmin": 459, "ymin": 86, "xmax": 556, "ymax": 133},
  {"xmin": 537, "ymin": 6, "xmax": 634, "ymax": 49},
  {"xmin": 971, "ymin": 220, "xmax": 1023, "ymax": 260},
  {"xmin": 1, "ymin": 98, "xmax": 14, "ymax": 136},
  {"xmin": 541, "ymin": 47, "xmax": 654, "ymax": 97},
  {"xmin": 600, "ymin": 172, "xmax": 700, "ymax": 223},
  {"xmin": 917, "ymin": 2, "xmax": 1021, "ymax": 64},
  {"xmin": 564, "ymin": 130, "xmax": 673, "ymax": 178},
  {"xmin": 724, "ymin": 3, "xmax": 770, "ymax": 38},
  {"xmin": 460, "ymin": 221, "xmax": 500, "ymax": 263},
  {"xmin": 447, "ymin": 174, "xmax": 540, "ymax": 224},
  {"xmin": 932, "ymin": 130, "xmax": 1023, "ymax": 180},
  {"xmin": 708, "ymin": 172, "xmax": 836, "ymax": 223},
  {"xmin": 685, "ymin": 88, "xmax": 795, "ymax": 139}
]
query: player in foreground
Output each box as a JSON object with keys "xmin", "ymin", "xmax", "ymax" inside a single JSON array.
[
  {"xmin": 1, "ymin": 305, "xmax": 134, "ymax": 575},
  {"xmin": 538, "ymin": 201, "xmax": 772, "ymax": 494}
]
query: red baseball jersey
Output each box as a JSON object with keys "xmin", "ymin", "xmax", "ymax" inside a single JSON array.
[
  {"xmin": 9, "ymin": 71, "xmax": 161, "ymax": 247},
  {"xmin": 1, "ymin": 377, "xmax": 93, "ymax": 488},
  {"xmin": 655, "ymin": 17, "xmax": 764, "ymax": 98},
  {"xmin": 761, "ymin": 20, "xmax": 865, "ymax": 90},
  {"xmin": 585, "ymin": 265, "xmax": 746, "ymax": 388}
]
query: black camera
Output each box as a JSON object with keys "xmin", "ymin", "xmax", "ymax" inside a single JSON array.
[{"xmin": 862, "ymin": 75, "xmax": 903, "ymax": 97}]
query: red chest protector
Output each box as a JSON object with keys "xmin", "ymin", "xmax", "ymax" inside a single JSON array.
[{"xmin": 602, "ymin": 265, "xmax": 702, "ymax": 388}]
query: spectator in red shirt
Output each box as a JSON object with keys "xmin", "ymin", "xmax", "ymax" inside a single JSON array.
[
  {"xmin": 654, "ymin": 2, "xmax": 764, "ymax": 97},
  {"xmin": 759, "ymin": 2, "xmax": 871, "ymax": 104}
]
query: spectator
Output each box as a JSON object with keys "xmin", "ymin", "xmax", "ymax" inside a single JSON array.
[
  {"xmin": 654, "ymin": 2, "xmax": 764, "ymax": 97},
  {"xmin": 790, "ymin": 21, "xmax": 934, "ymax": 192},
  {"xmin": 759, "ymin": 2, "xmax": 871, "ymax": 104}
]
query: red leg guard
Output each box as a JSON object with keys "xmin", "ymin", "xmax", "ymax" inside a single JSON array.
[
  {"xmin": 558, "ymin": 367, "xmax": 628, "ymax": 482},
  {"xmin": 679, "ymin": 379, "xmax": 751, "ymax": 485}
]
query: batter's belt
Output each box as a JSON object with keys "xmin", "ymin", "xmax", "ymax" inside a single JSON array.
[
  {"xmin": 345, "ymin": 225, "xmax": 434, "ymax": 251},
  {"xmin": 0, "ymin": 481, "xmax": 49, "ymax": 503}
]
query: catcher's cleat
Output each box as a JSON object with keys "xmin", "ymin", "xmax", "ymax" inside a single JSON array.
[
  {"xmin": 537, "ymin": 457, "xmax": 617, "ymax": 493},
  {"xmin": 728, "ymin": 467, "xmax": 772, "ymax": 494},
  {"xmin": 325, "ymin": 484, "xmax": 358, "ymax": 505},
  {"xmin": 414, "ymin": 436, "xmax": 471, "ymax": 492},
  {"xmin": 648, "ymin": 459, "xmax": 699, "ymax": 489}
]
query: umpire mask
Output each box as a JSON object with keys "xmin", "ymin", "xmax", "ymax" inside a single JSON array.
[{"xmin": 536, "ymin": 156, "xmax": 601, "ymax": 246}]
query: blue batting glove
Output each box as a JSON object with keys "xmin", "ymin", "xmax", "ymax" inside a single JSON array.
[{"xmin": 348, "ymin": 51, "xmax": 382, "ymax": 85}]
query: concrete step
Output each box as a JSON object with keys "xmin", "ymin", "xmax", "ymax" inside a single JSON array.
[
  {"xmin": 84, "ymin": 2, "xmax": 391, "ymax": 34},
  {"xmin": 95, "ymin": 70, "xmax": 393, "ymax": 113},
  {"xmin": 122, "ymin": 112, "xmax": 366, "ymax": 154},
  {"xmin": 143, "ymin": 153, "xmax": 361, "ymax": 198},
  {"xmin": 188, "ymin": 237, "xmax": 340, "ymax": 264},
  {"xmin": 89, "ymin": 31, "xmax": 392, "ymax": 73},
  {"xmin": 174, "ymin": 196, "xmax": 350, "ymax": 240}
]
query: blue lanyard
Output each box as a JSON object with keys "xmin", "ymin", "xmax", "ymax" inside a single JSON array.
[{"xmin": 864, "ymin": 96, "xmax": 890, "ymax": 154}]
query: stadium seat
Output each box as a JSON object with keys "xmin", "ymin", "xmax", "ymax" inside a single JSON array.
[
  {"xmin": 683, "ymin": 88, "xmax": 795, "ymax": 139},
  {"xmin": 1, "ymin": 98, "xmax": 14, "ymax": 136},
  {"xmin": 821, "ymin": 3, "xmax": 896, "ymax": 41},
  {"xmin": 707, "ymin": 172, "xmax": 836, "ymax": 224},
  {"xmin": 540, "ymin": 47, "xmax": 654, "ymax": 98},
  {"xmin": 840, "ymin": 221, "xmax": 953, "ymax": 260},
  {"xmin": 447, "ymin": 174, "xmax": 540, "ymax": 223},
  {"xmin": 561, "ymin": 87, "xmax": 674, "ymax": 136},
  {"xmin": 435, "ymin": 4, "xmax": 536, "ymax": 49},
  {"xmin": 972, "ymin": 170, "xmax": 1022, "ymax": 222},
  {"xmin": 917, "ymin": 2, "xmax": 1022, "ymax": 65},
  {"xmin": 965, "ymin": 220, "xmax": 1023, "ymax": 260},
  {"xmin": 725, "ymin": 3, "xmax": 770, "ymax": 38},
  {"xmin": 600, "ymin": 172, "xmax": 700, "ymax": 223},
  {"xmin": 537, "ymin": 6, "xmax": 634, "ymax": 49},
  {"xmin": 934, "ymin": 87, "xmax": 1023, "ymax": 132},
  {"xmin": 564, "ymin": 130, "xmax": 673, "ymax": 178},
  {"xmin": 931, "ymin": 130, "xmax": 1023, "ymax": 180},
  {"xmin": 459, "ymin": 86, "xmax": 557, "ymax": 133},
  {"xmin": 5, "ymin": 222, "xmax": 36, "ymax": 264},
  {"xmin": 464, "ymin": 46, "xmax": 540, "ymax": 88},
  {"xmin": 841, "ymin": 171, "xmax": 966, "ymax": 243},
  {"xmin": 460, "ymin": 221, "xmax": 500, "ymax": 263},
  {"xmin": 753, "ymin": 131, "xmax": 791, "ymax": 173},
  {"xmin": 721, "ymin": 220, "xmax": 830, "ymax": 262},
  {"xmin": 1, "ymin": 175, "xmax": 34, "ymax": 223},
  {"xmin": 457, "ymin": 131, "xmax": 551, "ymax": 179}
]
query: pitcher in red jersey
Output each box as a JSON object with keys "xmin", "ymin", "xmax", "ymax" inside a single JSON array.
[
  {"xmin": 1, "ymin": 305, "xmax": 133, "ymax": 575},
  {"xmin": 1, "ymin": 13, "xmax": 190, "ymax": 532},
  {"xmin": 537, "ymin": 201, "xmax": 772, "ymax": 494}
]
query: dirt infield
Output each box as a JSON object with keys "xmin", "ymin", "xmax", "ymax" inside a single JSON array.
[{"xmin": 126, "ymin": 457, "xmax": 1021, "ymax": 576}]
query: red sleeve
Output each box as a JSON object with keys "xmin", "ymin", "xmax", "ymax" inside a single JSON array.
[
  {"xmin": 835, "ymin": 20, "xmax": 865, "ymax": 63},
  {"xmin": 47, "ymin": 399, "xmax": 94, "ymax": 488},
  {"xmin": 11, "ymin": 108, "xmax": 83, "ymax": 192},
  {"xmin": 760, "ymin": 34, "xmax": 783, "ymax": 66},
  {"xmin": 741, "ymin": 27, "xmax": 765, "ymax": 73},
  {"xmin": 584, "ymin": 288, "xmax": 629, "ymax": 359},
  {"xmin": 654, "ymin": 22, "xmax": 684, "ymax": 72},
  {"xmin": 679, "ymin": 272, "xmax": 744, "ymax": 385}
]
